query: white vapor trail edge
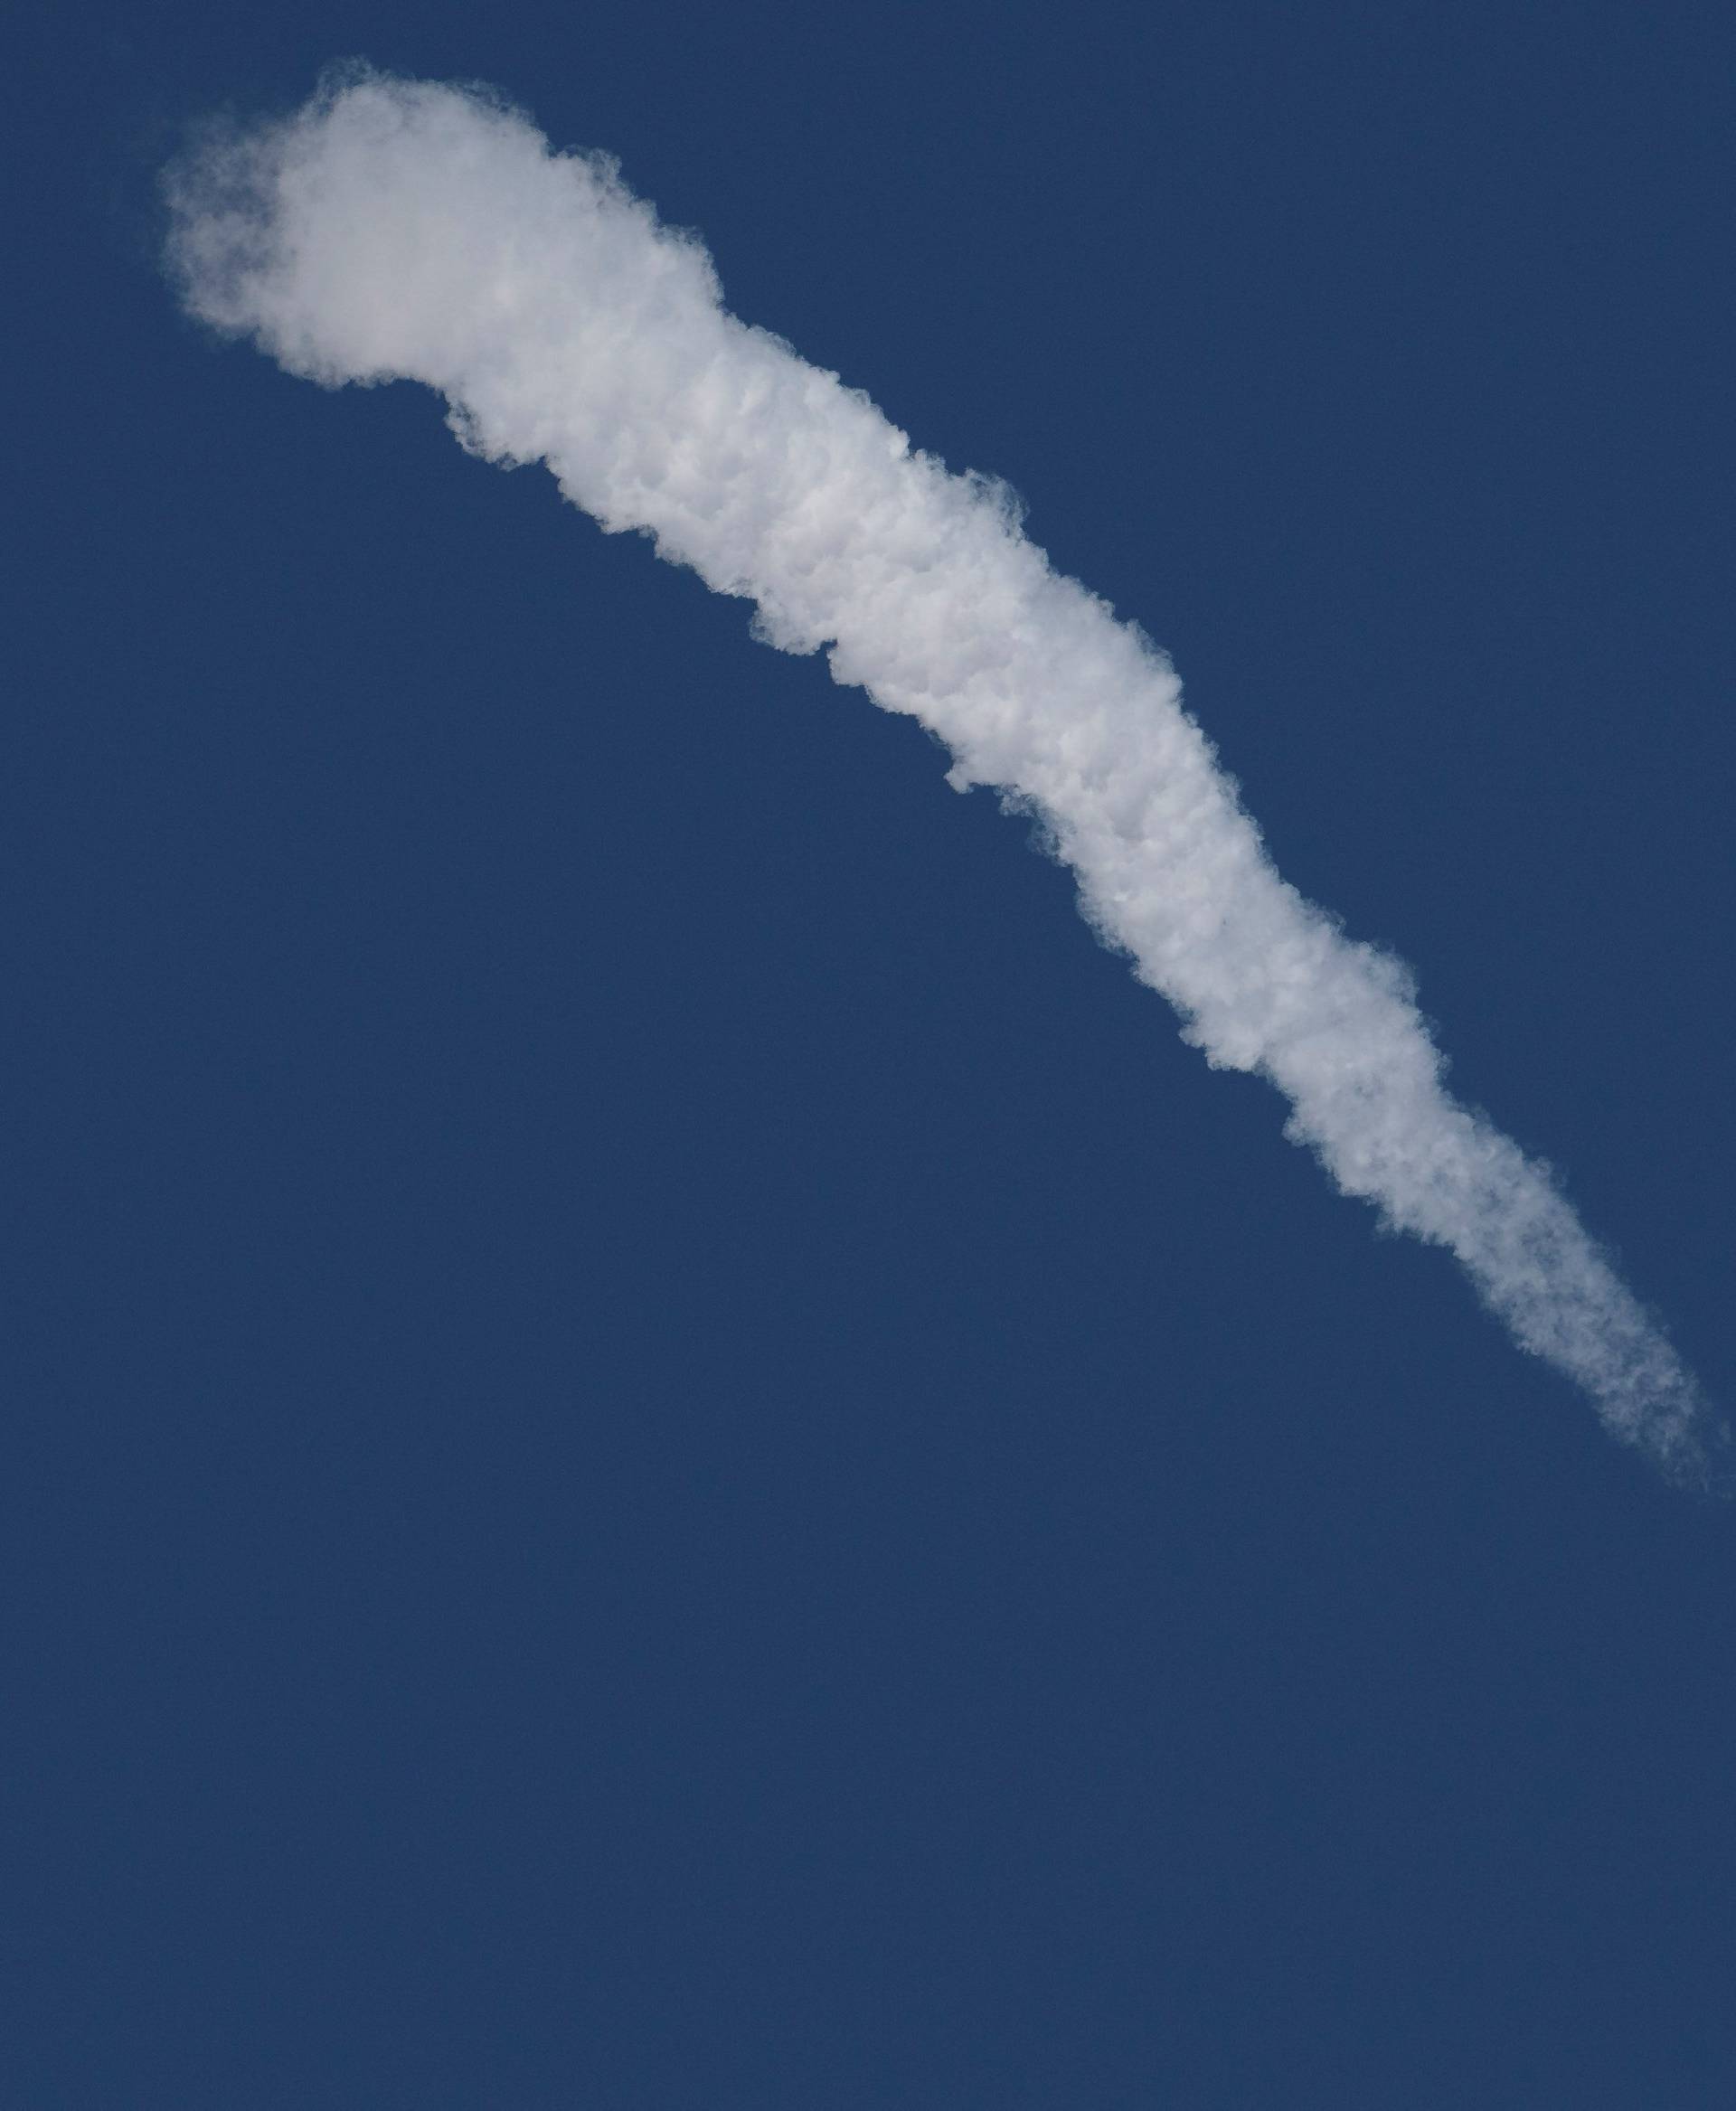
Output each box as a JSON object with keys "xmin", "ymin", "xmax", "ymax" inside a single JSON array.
[{"xmin": 164, "ymin": 70, "xmax": 1725, "ymax": 1490}]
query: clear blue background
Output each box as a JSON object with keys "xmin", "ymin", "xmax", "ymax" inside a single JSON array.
[{"xmin": 6, "ymin": 3, "xmax": 1734, "ymax": 2104}]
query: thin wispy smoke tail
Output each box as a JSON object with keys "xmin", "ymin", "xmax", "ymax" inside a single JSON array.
[{"xmin": 163, "ymin": 69, "xmax": 1727, "ymax": 1490}]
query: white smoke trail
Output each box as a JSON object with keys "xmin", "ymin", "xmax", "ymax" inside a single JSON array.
[{"xmin": 163, "ymin": 68, "xmax": 1725, "ymax": 1490}]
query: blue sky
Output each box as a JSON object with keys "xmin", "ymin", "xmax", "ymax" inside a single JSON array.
[{"xmin": 7, "ymin": 4, "xmax": 1735, "ymax": 2105}]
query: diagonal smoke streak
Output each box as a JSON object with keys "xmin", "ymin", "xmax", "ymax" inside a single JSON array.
[{"xmin": 163, "ymin": 69, "xmax": 1726, "ymax": 1490}]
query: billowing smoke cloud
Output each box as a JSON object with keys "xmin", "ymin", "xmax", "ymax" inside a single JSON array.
[{"xmin": 164, "ymin": 68, "xmax": 1724, "ymax": 1490}]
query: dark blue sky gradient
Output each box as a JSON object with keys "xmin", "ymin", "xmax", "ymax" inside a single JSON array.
[{"xmin": 6, "ymin": 4, "xmax": 1735, "ymax": 2104}]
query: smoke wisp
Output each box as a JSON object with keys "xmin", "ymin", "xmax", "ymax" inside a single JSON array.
[{"xmin": 163, "ymin": 70, "xmax": 1725, "ymax": 1489}]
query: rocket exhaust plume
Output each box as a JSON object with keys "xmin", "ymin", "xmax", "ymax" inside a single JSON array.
[{"xmin": 163, "ymin": 69, "xmax": 1726, "ymax": 1491}]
